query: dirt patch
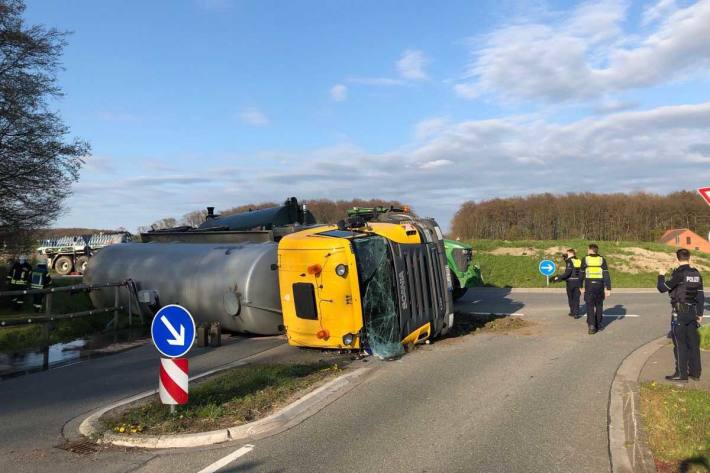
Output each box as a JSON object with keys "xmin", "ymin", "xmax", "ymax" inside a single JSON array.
[
  {"xmin": 487, "ymin": 247, "xmax": 539, "ymax": 257},
  {"xmin": 610, "ymin": 247, "xmax": 710, "ymax": 274},
  {"xmin": 448, "ymin": 312, "xmax": 533, "ymax": 338},
  {"xmin": 544, "ymin": 246, "xmax": 570, "ymax": 256}
]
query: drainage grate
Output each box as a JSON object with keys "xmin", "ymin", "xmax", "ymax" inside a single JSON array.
[{"xmin": 56, "ymin": 439, "xmax": 99, "ymax": 455}]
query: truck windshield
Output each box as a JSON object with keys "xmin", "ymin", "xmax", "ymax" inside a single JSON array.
[{"xmin": 352, "ymin": 236, "xmax": 404, "ymax": 359}]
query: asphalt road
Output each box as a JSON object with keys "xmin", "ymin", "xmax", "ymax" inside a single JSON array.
[{"xmin": 0, "ymin": 288, "xmax": 700, "ymax": 473}]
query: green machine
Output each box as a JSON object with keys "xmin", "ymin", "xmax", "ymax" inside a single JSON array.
[{"xmin": 346, "ymin": 206, "xmax": 482, "ymax": 300}]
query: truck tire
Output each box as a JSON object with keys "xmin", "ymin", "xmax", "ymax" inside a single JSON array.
[
  {"xmin": 54, "ymin": 256, "xmax": 74, "ymax": 275},
  {"xmin": 452, "ymin": 270, "xmax": 467, "ymax": 301},
  {"xmin": 76, "ymin": 256, "xmax": 90, "ymax": 274}
]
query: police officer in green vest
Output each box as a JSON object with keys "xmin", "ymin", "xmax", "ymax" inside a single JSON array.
[
  {"xmin": 30, "ymin": 260, "xmax": 52, "ymax": 313},
  {"xmin": 580, "ymin": 244, "xmax": 611, "ymax": 334},
  {"xmin": 6, "ymin": 256, "xmax": 32, "ymax": 310},
  {"xmin": 552, "ymin": 249, "xmax": 582, "ymax": 318}
]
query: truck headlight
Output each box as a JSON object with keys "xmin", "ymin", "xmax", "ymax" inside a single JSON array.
[
  {"xmin": 335, "ymin": 264, "xmax": 348, "ymax": 277},
  {"xmin": 342, "ymin": 333, "xmax": 355, "ymax": 346}
]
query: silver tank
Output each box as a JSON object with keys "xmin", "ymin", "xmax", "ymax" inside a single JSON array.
[{"xmin": 84, "ymin": 242, "xmax": 282, "ymax": 335}]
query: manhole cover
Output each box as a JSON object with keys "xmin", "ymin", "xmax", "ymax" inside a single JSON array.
[{"xmin": 56, "ymin": 439, "xmax": 99, "ymax": 455}]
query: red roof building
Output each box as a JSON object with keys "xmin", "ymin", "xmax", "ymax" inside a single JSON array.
[{"xmin": 659, "ymin": 228, "xmax": 710, "ymax": 254}]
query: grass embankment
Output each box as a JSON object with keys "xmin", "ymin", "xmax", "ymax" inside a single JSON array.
[
  {"xmin": 104, "ymin": 363, "xmax": 343, "ymax": 435},
  {"xmin": 640, "ymin": 383, "xmax": 710, "ymax": 473},
  {"xmin": 0, "ymin": 278, "xmax": 128, "ymax": 353},
  {"xmin": 469, "ymin": 239, "xmax": 710, "ymax": 288}
]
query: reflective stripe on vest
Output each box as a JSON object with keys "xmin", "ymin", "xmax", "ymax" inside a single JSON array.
[
  {"xmin": 571, "ymin": 258, "xmax": 581, "ymax": 269},
  {"xmin": 30, "ymin": 272, "xmax": 45, "ymax": 289},
  {"xmin": 585, "ymin": 256, "xmax": 603, "ymax": 279}
]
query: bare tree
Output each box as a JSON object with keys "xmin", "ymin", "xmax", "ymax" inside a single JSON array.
[
  {"xmin": 181, "ymin": 209, "xmax": 207, "ymax": 227},
  {"xmin": 0, "ymin": 0, "xmax": 89, "ymax": 249}
]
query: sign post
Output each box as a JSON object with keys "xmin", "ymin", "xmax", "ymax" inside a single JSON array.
[
  {"xmin": 151, "ymin": 305, "xmax": 196, "ymax": 412},
  {"xmin": 698, "ymin": 187, "xmax": 710, "ymax": 206},
  {"xmin": 538, "ymin": 259, "xmax": 557, "ymax": 286}
]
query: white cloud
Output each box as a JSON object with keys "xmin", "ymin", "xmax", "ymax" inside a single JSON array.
[
  {"xmin": 61, "ymin": 102, "xmax": 710, "ymax": 232},
  {"xmin": 240, "ymin": 107, "xmax": 270, "ymax": 126},
  {"xmin": 643, "ymin": 0, "xmax": 678, "ymax": 25},
  {"xmin": 419, "ymin": 159, "xmax": 453, "ymax": 169},
  {"xmin": 397, "ymin": 49, "xmax": 429, "ymax": 80},
  {"xmin": 455, "ymin": 0, "xmax": 710, "ymax": 102},
  {"xmin": 415, "ymin": 117, "xmax": 449, "ymax": 140},
  {"xmin": 347, "ymin": 77, "xmax": 405, "ymax": 86},
  {"xmin": 330, "ymin": 84, "xmax": 348, "ymax": 102}
]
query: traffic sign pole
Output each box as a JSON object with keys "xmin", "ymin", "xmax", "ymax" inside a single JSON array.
[{"xmin": 539, "ymin": 259, "xmax": 557, "ymax": 287}]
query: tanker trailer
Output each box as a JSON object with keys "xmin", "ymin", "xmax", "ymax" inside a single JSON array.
[{"xmin": 83, "ymin": 242, "xmax": 283, "ymax": 335}]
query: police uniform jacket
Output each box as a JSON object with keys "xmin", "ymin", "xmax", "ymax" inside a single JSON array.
[
  {"xmin": 657, "ymin": 264, "xmax": 704, "ymax": 323},
  {"xmin": 556, "ymin": 257, "xmax": 582, "ymax": 287}
]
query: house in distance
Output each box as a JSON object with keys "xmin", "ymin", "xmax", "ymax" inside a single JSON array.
[{"xmin": 659, "ymin": 228, "xmax": 710, "ymax": 254}]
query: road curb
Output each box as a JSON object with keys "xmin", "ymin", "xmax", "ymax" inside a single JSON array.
[
  {"xmin": 608, "ymin": 336, "xmax": 666, "ymax": 473},
  {"xmin": 81, "ymin": 366, "xmax": 371, "ymax": 449}
]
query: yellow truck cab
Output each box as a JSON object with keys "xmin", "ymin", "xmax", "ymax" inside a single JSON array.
[{"xmin": 278, "ymin": 215, "xmax": 454, "ymax": 358}]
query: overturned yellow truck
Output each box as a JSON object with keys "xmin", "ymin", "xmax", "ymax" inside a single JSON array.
[{"xmin": 86, "ymin": 198, "xmax": 454, "ymax": 357}]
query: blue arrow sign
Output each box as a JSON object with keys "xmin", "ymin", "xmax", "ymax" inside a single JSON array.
[
  {"xmin": 151, "ymin": 304, "xmax": 196, "ymax": 358},
  {"xmin": 538, "ymin": 259, "xmax": 557, "ymax": 277}
]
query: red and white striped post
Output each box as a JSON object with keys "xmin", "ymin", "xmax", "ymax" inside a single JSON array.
[{"xmin": 159, "ymin": 358, "xmax": 188, "ymax": 412}]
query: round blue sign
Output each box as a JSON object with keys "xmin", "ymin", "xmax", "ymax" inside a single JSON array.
[
  {"xmin": 538, "ymin": 259, "xmax": 557, "ymax": 277},
  {"xmin": 151, "ymin": 304, "xmax": 196, "ymax": 358}
]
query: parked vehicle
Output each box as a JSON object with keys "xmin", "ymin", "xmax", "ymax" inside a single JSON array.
[{"xmin": 37, "ymin": 232, "xmax": 132, "ymax": 275}]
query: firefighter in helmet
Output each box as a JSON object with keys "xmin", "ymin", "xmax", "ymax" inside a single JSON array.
[
  {"xmin": 7, "ymin": 255, "xmax": 32, "ymax": 310},
  {"xmin": 30, "ymin": 258, "xmax": 52, "ymax": 313}
]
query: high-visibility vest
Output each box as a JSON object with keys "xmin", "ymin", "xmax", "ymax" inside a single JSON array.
[
  {"xmin": 584, "ymin": 255, "xmax": 604, "ymax": 279},
  {"xmin": 30, "ymin": 271, "xmax": 47, "ymax": 289},
  {"xmin": 570, "ymin": 257, "xmax": 582, "ymax": 276}
]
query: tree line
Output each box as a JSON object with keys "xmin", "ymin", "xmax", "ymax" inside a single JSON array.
[
  {"xmin": 451, "ymin": 191, "xmax": 710, "ymax": 242},
  {"xmin": 139, "ymin": 198, "xmax": 410, "ymax": 233}
]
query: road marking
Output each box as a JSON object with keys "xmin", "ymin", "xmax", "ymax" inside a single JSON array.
[
  {"xmin": 466, "ymin": 311, "xmax": 525, "ymax": 317},
  {"xmin": 196, "ymin": 444, "xmax": 254, "ymax": 473}
]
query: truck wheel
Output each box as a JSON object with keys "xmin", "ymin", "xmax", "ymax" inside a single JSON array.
[
  {"xmin": 54, "ymin": 256, "xmax": 74, "ymax": 275},
  {"xmin": 452, "ymin": 271, "xmax": 467, "ymax": 301},
  {"xmin": 76, "ymin": 256, "xmax": 90, "ymax": 274}
]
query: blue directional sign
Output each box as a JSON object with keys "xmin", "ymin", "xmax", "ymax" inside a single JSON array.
[
  {"xmin": 538, "ymin": 259, "xmax": 557, "ymax": 277},
  {"xmin": 151, "ymin": 304, "xmax": 196, "ymax": 358}
]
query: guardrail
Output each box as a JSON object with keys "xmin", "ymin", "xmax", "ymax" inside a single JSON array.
[{"xmin": 0, "ymin": 281, "xmax": 140, "ymax": 370}]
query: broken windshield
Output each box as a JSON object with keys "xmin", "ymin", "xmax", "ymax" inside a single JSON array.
[{"xmin": 352, "ymin": 236, "xmax": 403, "ymax": 359}]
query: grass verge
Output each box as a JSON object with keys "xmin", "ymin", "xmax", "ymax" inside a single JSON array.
[
  {"xmin": 469, "ymin": 239, "xmax": 710, "ymax": 288},
  {"xmin": 640, "ymin": 382, "xmax": 710, "ymax": 473},
  {"xmin": 700, "ymin": 325, "xmax": 710, "ymax": 351},
  {"xmin": 103, "ymin": 362, "xmax": 343, "ymax": 435}
]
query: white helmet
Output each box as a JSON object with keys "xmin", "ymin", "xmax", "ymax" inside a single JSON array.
[{"xmin": 18, "ymin": 255, "xmax": 27, "ymax": 264}]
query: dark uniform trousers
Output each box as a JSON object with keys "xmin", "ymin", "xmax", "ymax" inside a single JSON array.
[
  {"xmin": 673, "ymin": 305, "xmax": 702, "ymax": 378},
  {"xmin": 566, "ymin": 284, "xmax": 581, "ymax": 316},
  {"xmin": 584, "ymin": 281, "xmax": 605, "ymax": 330}
]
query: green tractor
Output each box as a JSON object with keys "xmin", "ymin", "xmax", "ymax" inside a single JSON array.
[{"xmin": 346, "ymin": 206, "xmax": 482, "ymax": 300}]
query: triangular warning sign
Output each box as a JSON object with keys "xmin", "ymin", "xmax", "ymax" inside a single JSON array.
[{"xmin": 699, "ymin": 187, "xmax": 710, "ymax": 206}]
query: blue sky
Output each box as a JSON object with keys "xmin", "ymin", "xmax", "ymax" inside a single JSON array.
[{"xmin": 24, "ymin": 0, "xmax": 710, "ymax": 231}]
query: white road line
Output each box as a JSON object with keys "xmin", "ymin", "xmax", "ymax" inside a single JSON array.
[
  {"xmin": 466, "ymin": 311, "xmax": 525, "ymax": 317},
  {"xmin": 196, "ymin": 444, "xmax": 254, "ymax": 473}
]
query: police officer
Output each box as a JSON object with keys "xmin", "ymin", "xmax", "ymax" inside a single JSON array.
[
  {"xmin": 657, "ymin": 248, "xmax": 704, "ymax": 382},
  {"xmin": 6, "ymin": 256, "xmax": 32, "ymax": 310},
  {"xmin": 30, "ymin": 259, "xmax": 52, "ymax": 313},
  {"xmin": 552, "ymin": 249, "xmax": 582, "ymax": 318},
  {"xmin": 580, "ymin": 244, "xmax": 611, "ymax": 334}
]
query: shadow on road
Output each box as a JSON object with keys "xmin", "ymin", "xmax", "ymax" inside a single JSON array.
[
  {"xmin": 601, "ymin": 304, "xmax": 627, "ymax": 329},
  {"xmin": 449, "ymin": 288, "xmax": 526, "ymax": 337}
]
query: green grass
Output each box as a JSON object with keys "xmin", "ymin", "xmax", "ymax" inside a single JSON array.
[
  {"xmin": 469, "ymin": 239, "xmax": 710, "ymax": 288},
  {"xmin": 700, "ymin": 325, "xmax": 710, "ymax": 351},
  {"xmin": 640, "ymin": 383, "xmax": 710, "ymax": 472},
  {"xmin": 103, "ymin": 363, "xmax": 342, "ymax": 435},
  {"xmin": 0, "ymin": 278, "xmax": 119, "ymax": 353}
]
